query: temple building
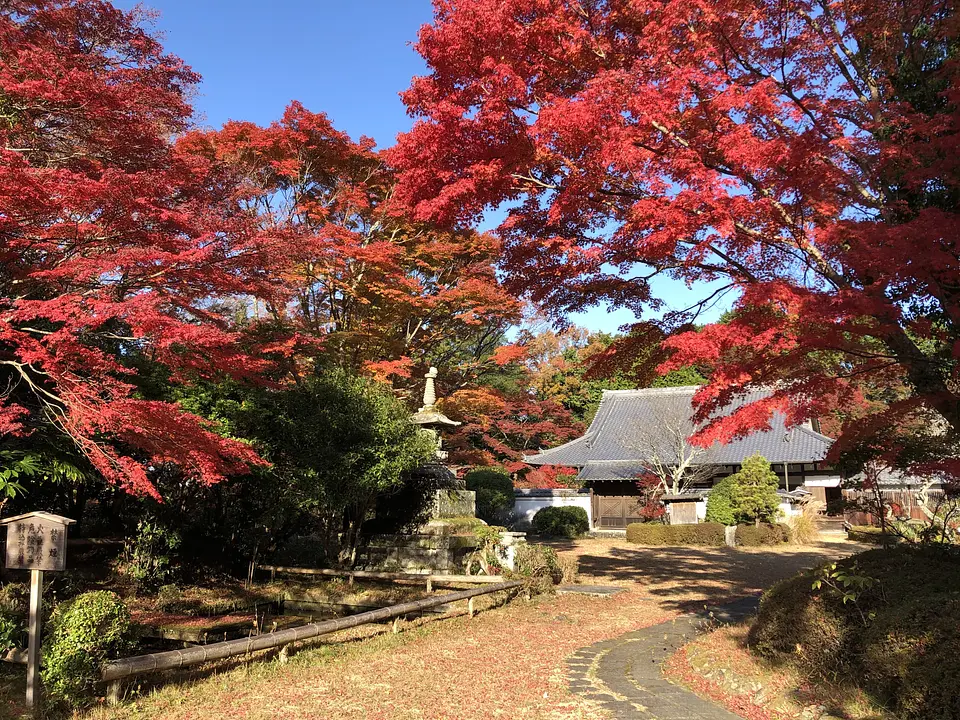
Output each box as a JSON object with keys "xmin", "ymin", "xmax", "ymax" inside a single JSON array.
[{"xmin": 524, "ymin": 386, "xmax": 840, "ymax": 528}]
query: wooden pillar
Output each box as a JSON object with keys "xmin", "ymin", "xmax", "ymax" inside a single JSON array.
[
  {"xmin": 783, "ymin": 464, "xmax": 790, "ymax": 492},
  {"xmin": 426, "ymin": 578, "xmax": 432, "ymax": 593},
  {"xmin": 106, "ymin": 680, "xmax": 122, "ymax": 706},
  {"xmin": 26, "ymin": 568, "xmax": 42, "ymax": 710}
]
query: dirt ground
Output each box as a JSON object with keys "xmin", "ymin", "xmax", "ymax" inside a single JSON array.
[{"xmin": 44, "ymin": 537, "xmax": 863, "ymax": 720}]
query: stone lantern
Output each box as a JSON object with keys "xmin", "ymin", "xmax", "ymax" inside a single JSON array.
[{"xmin": 409, "ymin": 367, "xmax": 474, "ymax": 515}]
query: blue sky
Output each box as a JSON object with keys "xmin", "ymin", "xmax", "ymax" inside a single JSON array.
[{"xmin": 117, "ymin": 0, "xmax": 729, "ymax": 334}]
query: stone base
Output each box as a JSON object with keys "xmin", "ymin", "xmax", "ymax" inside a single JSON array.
[
  {"xmin": 433, "ymin": 489, "xmax": 476, "ymax": 519},
  {"xmin": 360, "ymin": 533, "xmax": 478, "ymax": 573}
]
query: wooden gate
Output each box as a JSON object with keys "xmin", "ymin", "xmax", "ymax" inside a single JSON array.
[{"xmin": 592, "ymin": 495, "xmax": 645, "ymax": 528}]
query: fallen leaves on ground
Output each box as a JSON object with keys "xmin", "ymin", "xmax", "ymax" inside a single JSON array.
[{"xmin": 663, "ymin": 624, "xmax": 890, "ymax": 720}]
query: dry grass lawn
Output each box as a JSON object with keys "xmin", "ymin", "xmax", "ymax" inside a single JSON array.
[{"xmin": 2, "ymin": 537, "xmax": 862, "ymax": 720}]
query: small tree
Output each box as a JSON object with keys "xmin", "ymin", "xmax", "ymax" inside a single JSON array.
[
  {"xmin": 728, "ymin": 454, "xmax": 781, "ymax": 526},
  {"xmin": 705, "ymin": 476, "xmax": 738, "ymax": 526}
]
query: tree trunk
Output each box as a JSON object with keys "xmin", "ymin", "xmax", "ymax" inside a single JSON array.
[{"xmin": 883, "ymin": 325, "xmax": 960, "ymax": 434}]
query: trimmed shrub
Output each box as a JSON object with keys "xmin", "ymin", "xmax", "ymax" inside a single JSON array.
[
  {"xmin": 748, "ymin": 546, "xmax": 960, "ymax": 720},
  {"xmin": 736, "ymin": 523, "xmax": 792, "ymax": 546},
  {"xmin": 705, "ymin": 476, "xmax": 737, "ymax": 526},
  {"xmin": 41, "ymin": 591, "xmax": 133, "ymax": 708},
  {"xmin": 625, "ymin": 522, "xmax": 725, "ymax": 546},
  {"xmin": 531, "ymin": 506, "xmax": 589, "ymax": 538},
  {"xmin": 464, "ymin": 468, "xmax": 514, "ymax": 523}
]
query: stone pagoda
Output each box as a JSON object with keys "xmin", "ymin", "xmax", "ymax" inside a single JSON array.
[{"xmin": 409, "ymin": 367, "xmax": 474, "ymax": 517}]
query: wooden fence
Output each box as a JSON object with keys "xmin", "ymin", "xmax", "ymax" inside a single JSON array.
[
  {"xmin": 256, "ymin": 564, "xmax": 506, "ymax": 592},
  {"xmin": 844, "ymin": 488, "xmax": 945, "ymax": 526},
  {"xmin": 101, "ymin": 579, "xmax": 522, "ymax": 703}
]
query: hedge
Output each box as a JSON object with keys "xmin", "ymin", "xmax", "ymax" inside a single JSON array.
[
  {"xmin": 532, "ymin": 506, "xmax": 589, "ymax": 538},
  {"xmin": 749, "ymin": 546, "xmax": 960, "ymax": 720},
  {"xmin": 736, "ymin": 523, "xmax": 792, "ymax": 546},
  {"xmin": 625, "ymin": 522, "xmax": 726, "ymax": 546}
]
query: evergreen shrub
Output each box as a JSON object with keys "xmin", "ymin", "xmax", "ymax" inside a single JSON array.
[
  {"xmin": 464, "ymin": 468, "xmax": 515, "ymax": 523},
  {"xmin": 531, "ymin": 506, "xmax": 589, "ymax": 538},
  {"xmin": 41, "ymin": 591, "xmax": 133, "ymax": 708},
  {"xmin": 736, "ymin": 523, "xmax": 793, "ymax": 545},
  {"xmin": 749, "ymin": 547, "xmax": 960, "ymax": 720},
  {"xmin": 625, "ymin": 522, "xmax": 725, "ymax": 545}
]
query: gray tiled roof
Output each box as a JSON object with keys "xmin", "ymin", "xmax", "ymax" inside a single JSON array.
[{"xmin": 526, "ymin": 386, "xmax": 833, "ymax": 478}]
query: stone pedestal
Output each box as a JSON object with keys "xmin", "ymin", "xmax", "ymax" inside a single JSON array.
[{"xmin": 433, "ymin": 489, "xmax": 476, "ymax": 519}]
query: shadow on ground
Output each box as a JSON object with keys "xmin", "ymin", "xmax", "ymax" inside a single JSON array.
[{"xmin": 550, "ymin": 539, "xmax": 861, "ymax": 613}]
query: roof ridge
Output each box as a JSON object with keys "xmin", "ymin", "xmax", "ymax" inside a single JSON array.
[
  {"xmin": 602, "ymin": 386, "xmax": 700, "ymax": 397},
  {"xmin": 792, "ymin": 423, "xmax": 835, "ymax": 443}
]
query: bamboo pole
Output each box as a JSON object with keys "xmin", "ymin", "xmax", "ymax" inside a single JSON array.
[{"xmin": 102, "ymin": 581, "xmax": 522, "ymax": 684}]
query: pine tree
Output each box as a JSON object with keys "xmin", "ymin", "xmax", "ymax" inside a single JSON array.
[{"xmin": 728, "ymin": 455, "xmax": 781, "ymax": 526}]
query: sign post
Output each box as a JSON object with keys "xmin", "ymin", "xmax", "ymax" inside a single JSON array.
[{"xmin": 0, "ymin": 511, "xmax": 74, "ymax": 711}]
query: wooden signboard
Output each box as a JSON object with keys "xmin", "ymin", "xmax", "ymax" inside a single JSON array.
[
  {"xmin": 5, "ymin": 515, "xmax": 68, "ymax": 572},
  {"xmin": 1, "ymin": 511, "xmax": 74, "ymax": 711}
]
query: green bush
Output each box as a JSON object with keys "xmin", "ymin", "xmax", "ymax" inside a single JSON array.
[
  {"xmin": 625, "ymin": 522, "xmax": 725, "ymax": 546},
  {"xmin": 0, "ymin": 583, "xmax": 27, "ymax": 652},
  {"xmin": 705, "ymin": 476, "xmax": 737, "ymax": 525},
  {"xmin": 748, "ymin": 546, "xmax": 960, "ymax": 720},
  {"xmin": 847, "ymin": 525, "xmax": 899, "ymax": 545},
  {"xmin": 727, "ymin": 454, "xmax": 781, "ymax": 524},
  {"xmin": 531, "ymin": 506, "xmax": 589, "ymax": 538},
  {"xmin": 736, "ymin": 523, "xmax": 792, "ymax": 546},
  {"xmin": 464, "ymin": 468, "xmax": 514, "ymax": 523},
  {"xmin": 41, "ymin": 591, "xmax": 133, "ymax": 708},
  {"xmin": 122, "ymin": 519, "xmax": 183, "ymax": 591}
]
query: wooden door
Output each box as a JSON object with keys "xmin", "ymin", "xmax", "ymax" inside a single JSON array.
[{"xmin": 597, "ymin": 496, "xmax": 626, "ymax": 528}]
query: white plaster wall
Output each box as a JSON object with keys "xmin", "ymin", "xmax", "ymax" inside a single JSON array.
[
  {"xmin": 778, "ymin": 501, "xmax": 801, "ymax": 518},
  {"xmin": 514, "ymin": 494, "xmax": 593, "ymax": 528}
]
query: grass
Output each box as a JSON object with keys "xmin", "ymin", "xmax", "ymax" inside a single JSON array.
[{"xmin": 664, "ymin": 623, "xmax": 891, "ymax": 720}]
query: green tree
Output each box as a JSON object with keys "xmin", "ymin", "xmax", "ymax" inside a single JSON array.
[
  {"xmin": 236, "ymin": 372, "xmax": 436, "ymax": 566},
  {"xmin": 728, "ymin": 454, "xmax": 781, "ymax": 526},
  {"xmin": 704, "ymin": 476, "xmax": 737, "ymax": 526},
  {"xmin": 171, "ymin": 371, "xmax": 436, "ymax": 569},
  {"xmin": 464, "ymin": 468, "xmax": 514, "ymax": 523}
]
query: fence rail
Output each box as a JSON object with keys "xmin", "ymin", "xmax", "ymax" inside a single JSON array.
[
  {"xmin": 258, "ymin": 564, "xmax": 506, "ymax": 587},
  {"xmin": 101, "ymin": 579, "xmax": 522, "ymax": 700}
]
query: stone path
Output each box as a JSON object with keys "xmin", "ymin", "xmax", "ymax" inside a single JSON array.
[{"xmin": 566, "ymin": 597, "xmax": 759, "ymax": 719}]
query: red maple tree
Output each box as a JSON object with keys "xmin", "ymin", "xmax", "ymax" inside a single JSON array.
[
  {"xmin": 392, "ymin": 0, "xmax": 960, "ymax": 481},
  {"xmin": 0, "ymin": 1, "xmax": 268, "ymax": 496},
  {"xmin": 186, "ymin": 102, "xmax": 520, "ymax": 390}
]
